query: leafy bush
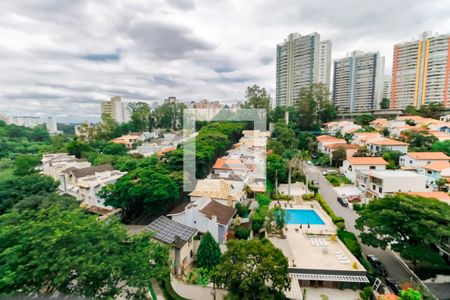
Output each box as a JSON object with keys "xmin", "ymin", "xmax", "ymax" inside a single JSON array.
[
  {"xmin": 256, "ymin": 193, "xmax": 271, "ymax": 206},
  {"xmin": 316, "ymin": 194, "xmax": 338, "ymax": 221},
  {"xmin": 338, "ymin": 230, "xmax": 362, "ymax": 258},
  {"xmin": 272, "ymin": 194, "xmax": 292, "ymax": 201},
  {"xmin": 335, "ymin": 221, "xmax": 345, "ymax": 231},
  {"xmin": 302, "ymin": 193, "xmax": 315, "ymax": 200},
  {"xmin": 187, "ymin": 268, "xmax": 210, "ymax": 286},
  {"xmin": 235, "ymin": 202, "xmax": 250, "ymax": 218},
  {"xmin": 235, "ymin": 226, "xmax": 250, "ymax": 240},
  {"xmin": 352, "ymin": 203, "xmax": 366, "ymax": 211}
]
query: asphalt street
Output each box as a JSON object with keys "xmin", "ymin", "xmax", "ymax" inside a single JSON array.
[{"xmin": 302, "ymin": 162, "xmax": 441, "ymax": 299}]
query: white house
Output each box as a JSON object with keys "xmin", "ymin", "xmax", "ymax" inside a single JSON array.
[
  {"xmin": 168, "ymin": 199, "xmax": 236, "ymax": 244},
  {"xmin": 189, "ymin": 178, "xmax": 244, "ymax": 207},
  {"xmin": 399, "ymin": 152, "xmax": 450, "ymax": 171},
  {"xmin": 350, "ymin": 132, "xmax": 382, "ymax": 146},
  {"xmin": 42, "ymin": 153, "xmax": 91, "ymax": 181},
  {"xmin": 363, "ymin": 170, "xmax": 430, "ymax": 200},
  {"xmin": 440, "ymin": 114, "xmax": 450, "ymax": 122},
  {"xmin": 323, "ymin": 143, "xmax": 359, "ymax": 162},
  {"xmin": 341, "ymin": 157, "xmax": 388, "ymax": 183},
  {"xmin": 430, "ymin": 131, "xmax": 450, "ymax": 142},
  {"xmin": 316, "ymin": 135, "xmax": 347, "ymax": 152},
  {"xmin": 62, "ymin": 164, "xmax": 126, "ymax": 209},
  {"xmin": 418, "ymin": 161, "xmax": 450, "ymax": 189},
  {"xmin": 146, "ymin": 216, "xmax": 197, "ymax": 276},
  {"xmin": 366, "ymin": 137, "xmax": 408, "ymax": 155}
]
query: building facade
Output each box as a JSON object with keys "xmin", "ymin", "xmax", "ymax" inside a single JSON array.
[
  {"xmin": 382, "ymin": 75, "xmax": 391, "ymax": 100},
  {"xmin": 332, "ymin": 51, "xmax": 385, "ymax": 113},
  {"xmin": 276, "ymin": 33, "xmax": 324, "ymax": 107},
  {"xmin": 391, "ymin": 32, "xmax": 450, "ymax": 110},
  {"xmin": 318, "ymin": 40, "xmax": 332, "ymax": 90},
  {"xmin": 100, "ymin": 96, "xmax": 132, "ymax": 123}
]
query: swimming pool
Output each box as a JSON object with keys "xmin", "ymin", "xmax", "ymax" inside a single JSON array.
[{"xmin": 285, "ymin": 209, "xmax": 325, "ymax": 225}]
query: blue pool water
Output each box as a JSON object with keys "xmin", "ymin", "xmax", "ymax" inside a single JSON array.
[{"xmin": 285, "ymin": 209, "xmax": 325, "ymax": 225}]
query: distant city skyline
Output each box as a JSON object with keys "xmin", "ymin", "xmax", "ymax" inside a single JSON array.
[{"xmin": 1, "ymin": 1, "xmax": 450, "ymax": 121}]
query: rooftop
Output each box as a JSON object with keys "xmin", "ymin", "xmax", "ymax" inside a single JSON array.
[
  {"xmin": 146, "ymin": 216, "xmax": 197, "ymax": 249},
  {"xmin": 405, "ymin": 192, "xmax": 450, "ymax": 202},
  {"xmin": 368, "ymin": 170, "xmax": 426, "ymax": 179},
  {"xmin": 406, "ymin": 152, "xmax": 450, "ymax": 160},
  {"xmin": 325, "ymin": 143, "xmax": 359, "ymax": 150},
  {"xmin": 213, "ymin": 157, "xmax": 248, "ymax": 170},
  {"xmin": 189, "ymin": 178, "xmax": 236, "ymax": 200},
  {"xmin": 70, "ymin": 164, "xmax": 115, "ymax": 178},
  {"xmin": 367, "ymin": 137, "xmax": 408, "ymax": 146},
  {"xmin": 423, "ymin": 161, "xmax": 450, "ymax": 172},
  {"xmin": 347, "ymin": 157, "xmax": 388, "ymax": 165},
  {"xmin": 199, "ymin": 200, "xmax": 236, "ymax": 226}
]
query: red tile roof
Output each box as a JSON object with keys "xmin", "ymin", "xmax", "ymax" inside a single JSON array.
[
  {"xmin": 347, "ymin": 157, "xmax": 388, "ymax": 165},
  {"xmin": 406, "ymin": 152, "xmax": 450, "ymax": 160}
]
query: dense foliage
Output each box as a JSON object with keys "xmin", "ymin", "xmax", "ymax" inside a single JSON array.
[
  {"xmin": 0, "ymin": 204, "xmax": 169, "ymax": 298},
  {"xmin": 356, "ymin": 194, "xmax": 450, "ymax": 267},
  {"xmin": 213, "ymin": 239, "xmax": 290, "ymax": 300}
]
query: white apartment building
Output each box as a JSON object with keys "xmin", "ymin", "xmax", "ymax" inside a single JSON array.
[
  {"xmin": 318, "ymin": 40, "xmax": 332, "ymax": 90},
  {"xmin": 362, "ymin": 170, "xmax": 430, "ymax": 199},
  {"xmin": 0, "ymin": 114, "xmax": 10, "ymax": 124},
  {"xmin": 45, "ymin": 116, "xmax": 58, "ymax": 134},
  {"xmin": 391, "ymin": 32, "xmax": 450, "ymax": 109},
  {"xmin": 276, "ymin": 32, "xmax": 325, "ymax": 106},
  {"xmin": 400, "ymin": 152, "xmax": 450, "ymax": 170},
  {"xmin": 100, "ymin": 96, "xmax": 133, "ymax": 123},
  {"xmin": 10, "ymin": 116, "xmax": 43, "ymax": 128},
  {"xmin": 332, "ymin": 51, "xmax": 385, "ymax": 112}
]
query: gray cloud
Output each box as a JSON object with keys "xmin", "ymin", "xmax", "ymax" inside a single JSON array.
[{"xmin": 0, "ymin": 0, "xmax": 449, "ymax": 122}]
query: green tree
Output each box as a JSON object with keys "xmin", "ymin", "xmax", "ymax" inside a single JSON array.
[
  {"xmin": 406, "ymin": 132, "xmax": 438, "ymax": 151},
  {"xmin": 267, "ymin": 140, "xmax": 285, "ymax": 155},
  {"xmin": 0, "ymin": 205, "xmax": 169, "ymax": 298},
  {"xmin": 271, "ymin": 206, "xmax": 289, "ymax": 231},
  {"xmin": 418, "ymin": 102, "xmax": 444, "ymax": 119},
  {"xmin": 13, "ymin": 154, "xmax": 40, "ymax": 176},
  {"xmin": 0, "ymin": 174, "xmax": 59, "ymax": 214},
  {"xmin": 196, "ymin": 232, "xmax": 221, "ymax": 271},
  {"xmin": 431, "ymin": 140, "xmax": 450, "ymax": 156},
  {"xmin": 355, "ymin": 114, "xmax": 376, "ymax": 126},
  {"xmin": 240, "ymin": 85, "xmax": 271, "ymax": 111},
  {"xmin": 272, "ymin": 120, "xmax": 297, "ymax": 149},
  {"xmin": 298, "ymin": 132, "xmax": 318, "ymax": 152},
  {"xmin": 381, "ymin": 150, "xmax": 402, "ymax": 169},
  {"xmin": 296, "ymin": 83, "xmax": 333, "ymax": 130},
  {"xmin": 399, "ymin": 288, "xmax": 422, "ymax": 300},
  {"xmin": 355, "ymin": 194, "xmax": 450, "ymax": 267},
  {"xmin": 234, "ymin": 226, "xmax": 250, "ymax": 240},
  {"xmin": 380, "ymin": 98, "xmax": 390, "ymax": 109},
  {"xmin": 331, "ymin": 147, "xmax": 346, "ymax": 167},
  {"xmin": 102, "ymin": 142, "xmax": 128, "ymax": 155},
  {"xmin": 267, "ymin": 154, "xmax": 287, "ymax": 185},
  {"xmin": 129, "ymin": 101, "xmax": 154, "ymax": 131},
  {"xmin": 404, "ymin": 105, "xmax": 418, "ymax": 116},
  {"xmin": 66, "ymin": 141, "xmax": 92, "ymax": 158},
  {"xmin": 213, "ymin": 239, "xmax": 290, "ymax": 300}
]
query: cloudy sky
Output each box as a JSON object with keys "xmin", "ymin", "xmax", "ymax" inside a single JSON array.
[{"xmin": 1, "ymin": 0, "xmax": 449, "ymax": 122}]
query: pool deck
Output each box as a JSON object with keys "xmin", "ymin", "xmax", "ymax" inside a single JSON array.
[{"xmin": 268, "ymin": 202, "xmax": 365, "ymax": 272}]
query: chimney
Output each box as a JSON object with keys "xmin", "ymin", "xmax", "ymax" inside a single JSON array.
[
  {"xmin": 211, "ymin": 215, "xmax": 217, "ymax": 223},
  {"xmin": 227, "ymin": 195, "xmax": 234, "ymax": 207}
]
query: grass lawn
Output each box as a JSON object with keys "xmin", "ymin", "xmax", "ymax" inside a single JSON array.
[{"xmin": 325, "ymin": 174, "xmax": 351, "ymax": 187}]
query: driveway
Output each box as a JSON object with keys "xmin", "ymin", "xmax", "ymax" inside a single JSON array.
[{"xmin": 301, "ymin": 162, "xmax": 440, "ymax": 299}]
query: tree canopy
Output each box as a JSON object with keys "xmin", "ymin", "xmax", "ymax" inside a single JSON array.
[
  {"xmin": 0, "ymin": 204, "xmax": 169, "ymax": 298},
  {"xmin": 213, "ymin": 239, "xmax": 290, "ymax": 300},
  {"xmin": 296, "ymin": 83, "xmax": 335, "ymax": 130},
  {"xmin": 355, "ymin": 194, "xmax": 450, "ymax": 267},
  {"xmin": 196, "ymin": 232, "xmax": 221, "ymax": 271},
  {"xmin": 240, "ymin": 85, "xmax": 271, "ymax": 112}
]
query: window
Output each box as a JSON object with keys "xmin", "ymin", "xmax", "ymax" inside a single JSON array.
[
  {"xmin": 409, "ymin": 160, "xmax": 413, "ymax": 164},
  {"xmin": 378, "ymin": 187, "xmax": 382, "ymax": 193},
  {"xmin": 427, "ymin": 170, "xmax": 432, "ymax": 175},
  {"xmin": 372, "ymin": 184, "xmax": 376, "ymax": 190},
  {"xmin": 369, "ymin": 166, "xmax": 376, "ymax": 170}
]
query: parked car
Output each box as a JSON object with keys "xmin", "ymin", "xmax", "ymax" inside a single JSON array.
[
  {"xmin": 385, "ymin": 277, "xmax": 401, "ymax": 295},
  {"xmin": 367, "ymin": 254, "xmax": 387, "ymax": 276},
  {"xmin": 337, "ymin": 197, "xmax": 348, "ymax": 207}
]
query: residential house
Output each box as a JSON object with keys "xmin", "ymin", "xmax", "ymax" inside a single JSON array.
[
  {"xmin": 440, "ymin": 114, "xmax": 450, "ymax": 122},
  {"xmin": 430, "ymin": 131, "xmax": 450, "ymax": 142},
  {"xmin": 146, "ymin": 216, "xmax": 197, "ymax": 275},
  {"xmin": 111, "ymin": 134, "xmax": 140, "ymax": 149},
  {"xmin": 362, "ymin": 170, "xmax": 430, "ymax": 200},
  {"xmin": 62, "ymin": 164, "xmax": 126, "ymax": 209},
  {"xmin": 323, "ymin": 121, "xmax": 361, "ymax": 136},
  {"xmin": 350, "ymin": 132, "xmax": 382, "ymax": 146},
  {"xmin": 366, "ymin": 137, "xmax": 408, "ymax": 155},
  {"xmin": 341, "ymin": 157, "xmax": 388, "ymax": 183},
  {"xmin": 419, "ymin": 161, "xmax": 450, "ymax": 189},
  {"xmin": 369, "ymin": 118, "xmax": 388, "ymax": 131},
  {"xmin": 189, "ymin": 178, "xmax": 244, "ymax": 207},
  {"xmin": 168, "ymin": 198, "xmax": 236, "ymax": 244},
  {"xmin": 42, "ymin": 153, "xmax": 91, "ymax": 182},
  {"xmin": 316, "ymin": 135, "xmax": 347, "ymax": 153},
  {"xmin": 399, "ymin": 152, "xmax": 450, "ymax": 170},
  {"xmin": 428, "ymin": 122, "xmax": 450, "ymax": 133},
  {"xmin": 212, "ymin": 157, "xmax": 252, "ymax": 180},
  {"xmin": 239, "ymin": 130, "xmax": 270, "ymax": 149},
  {"xmin": 323, "ymin": 143, "xmax": 359, "ymax": 162}
]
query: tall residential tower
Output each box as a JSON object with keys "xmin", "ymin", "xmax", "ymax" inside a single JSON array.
[
  {"xmin": 100, "ymin": 96, "xmax": 132, "ymax": 123},
  {"xmin": 332, "ymin": 51, "xmax": 385, "ymax": 113},
  {"xmin": 276, "ymin": 33, "xmax": 331, "ymax": 107},
  {"xmin": 391, "ymin": 32, "xmax": 450, "ymax": 110}
]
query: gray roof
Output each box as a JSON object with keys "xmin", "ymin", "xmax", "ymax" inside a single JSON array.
[
  {"xmin": 146, "ymin": 216, "xmax": 197, "ymax": 248},
  {"xmin": 70, "ymin": 164, "xmax": 114, "ymax": 178}
]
